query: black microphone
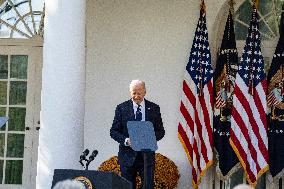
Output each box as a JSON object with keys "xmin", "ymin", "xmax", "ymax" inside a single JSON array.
[
  {"xmin": 79, "ymin": 149, "xmax": 89, "ymax": 167},
  {"xmin": 86, "ymin": 150, "xmax": 98, "ymax": 168}
]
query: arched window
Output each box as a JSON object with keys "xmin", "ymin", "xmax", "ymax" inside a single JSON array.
[
  {"xmin": 0, "ymin": 0, "xmax": 45, "ymax": 38},
  {"xmin": 235, "ymin": 0, "xmax": 283, "ymax": 40}
]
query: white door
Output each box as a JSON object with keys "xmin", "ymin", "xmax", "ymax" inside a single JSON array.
[{"xmin": 0, "ymin": 39, "xmax": 42, "ymax": 189}]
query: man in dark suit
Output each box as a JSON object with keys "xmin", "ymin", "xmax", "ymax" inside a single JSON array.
[{"xmin": 110, "ymin": 80, "xmax": 165, "ymax": 189}]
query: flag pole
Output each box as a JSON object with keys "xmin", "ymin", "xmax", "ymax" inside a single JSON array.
[
  {"xmin": 229, "ymin": 0, "xmax": 235, "ymax": 14},
  {"xmin": 254, "ymin": 0, "xmax": 260, "ymax": 10},
  {"xmin": 248, "ymin": 1, "xmax": 259, "ymax": 96},
  {"xmin": 198, "ymin": 0, "xmax": 206, "ymax": 97},
  {"xmin": 281, "ymin": 66, "xmax": 284, "ymax": 97},
  {"xmin": 201, "ymin": 0, "xmax": 206, "ymax": 13}
]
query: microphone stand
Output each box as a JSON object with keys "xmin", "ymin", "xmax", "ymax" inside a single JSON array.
[
  {"xmin": 85, "ymin": 150, "xmax": 98, "ymax": 170},
  {"xmin": 85, "ymin": 159, "xmax": 92, "ymax": 170}
]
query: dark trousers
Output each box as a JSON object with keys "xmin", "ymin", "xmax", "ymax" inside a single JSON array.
[{"xmin": 120, "ymin": 152, "xmax": 155, "ymax": 189}]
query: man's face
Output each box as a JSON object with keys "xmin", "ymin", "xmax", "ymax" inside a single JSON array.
[{"xmin": 130, "ymin": 84, "xmax": 146, "ymax": 105}]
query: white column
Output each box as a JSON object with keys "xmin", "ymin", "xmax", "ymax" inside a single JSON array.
[{"xmin": 36, "ymin": 0, "xmax": 86, "ymax": 188}]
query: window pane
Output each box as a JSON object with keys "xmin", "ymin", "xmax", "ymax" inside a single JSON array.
[
  {"xmin": 235, "ymin": 22, "xmax": 249, "ymax": 40},
  {"xmin": 8, "ymin": 108, "xmax": 26, "ymax": 131},
  {"xmin": 0, "ymin": 55, "xmax": 8, "ymax": 79},
  {"xmin": 10, "ymin": 55, "xmax": 28, "ymax": 79},
  {"xmin": 0, "ymin": 0, "xmax": 44, "ymax": 39},
  {"xmin": 11, "ymin": 1, "xmax": 29, "ymax": 16},
  {"xmin": 264, "ymin": 14, "xmax": 279, "ymax": 38},
  {"xmin": 255, "ymin": 173, "xmax": 266, "ymax": 189},
  {"xmin": 276, "ymin": 1, "xmax": 284, "ymax": 10},
  {"xmin": 237, "ymin": 0, "xmax": 251, "ymax": 24},
  {"xmin": 0, "ymin": 133, "xmax": 5, "ymax": 157},
  {"xmin": 0, "ymin": 107, "xmax": 6, "ymax": 131},
  {"xmin": 235, "ymin": 0, "xmax": 283, "ymax": 40},
  {"xmin": 224, "ymin": 169, "xmax": 244, "ymax": 189},
  {"xmin": 0, "ymin": 81, "xmax": 7, "ymax": 105},
  {"xmin": 5, "ymin": 160, "xmax": 23, "ymax": 184},
  {"xmin": 7, "ymin": 134, "xmax": 24, "ymax": 158},
  {"xmin": 9, "ymin": 81, "xmax": 27, "ymax": 105},
  {"xmin": 264, "ymin": 57, "xmax": 271, "ymax": 74},
  {"xmin": 260, "ymin": 20, "xmax": 273, "ymax": 40},
  {"xmin": 0, "ymin": 160, "xmax": 3, "ymax": 183},
  {"xmin": 259, "ymin": 0, "xmax": 273, "ymax": 16}
]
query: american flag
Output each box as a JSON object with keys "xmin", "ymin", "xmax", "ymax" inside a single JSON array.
[
  {"xmin": 267, "ymin": 90, "xmax": 280, "ymax": 107},
  {"xmin": 229, "ymin": 4, "xmax": 269, "ymax": 186},
  {"xmin": 178, "ymin": 1, "xmax": 213, "ymax": 188},
  {"xmin": 215, "ymin": 90, "xmax": 227, "ymax": 109}
]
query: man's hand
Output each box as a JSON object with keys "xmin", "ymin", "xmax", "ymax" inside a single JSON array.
[{"xmin": 124, "ymin": 138, "xmax": 131, "ymax": 146}]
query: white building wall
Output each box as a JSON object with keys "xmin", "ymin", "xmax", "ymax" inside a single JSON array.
[{"xmin": 84, "ymin": 0, "xmax": 229, "ymax": 188}]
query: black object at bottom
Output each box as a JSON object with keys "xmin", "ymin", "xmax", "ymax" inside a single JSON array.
[
  {"xmin": 142, "ymin": 149, "xmax": 152, "ymax": 189},
  {"xmin": 51, "ymin": 169, "xmax": 132, "ymax": 189}
]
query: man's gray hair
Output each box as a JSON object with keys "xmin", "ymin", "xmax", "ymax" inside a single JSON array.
[
  {"xmin": 129, "ymin": 80, "xmax": 146, "ymax": 91},
  {"xmin": 232, "ymin": 184, "xmax": 254, "ymax": 189},
  {"xmin": 52, "ymin": 179, "xmax": 86, "ymax": 189}
]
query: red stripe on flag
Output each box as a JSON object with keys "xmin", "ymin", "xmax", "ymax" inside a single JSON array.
[
  {"xmin": 192, "ymin": 164, "xmax": 198, "ymax": 186},
  {"xmin": 253, "ymin": 81, "xmax": 267, "ymax": 128},
  {"xmin": 183, "ymin": 80, "xmax": 196, "ymax": 106},
  {"xmin": 215, "ymin": 91, "xmax": 226, "ymax": 108},
  {"xmin": 230, "ymin": 131, "xmax": 256, "ymax": 181},
  {"xmin": 199, "ymin": 91, "xmax": 213, "ymax": 147},
  {"xmin": 180, "ymin": 102, "xmax": 194, "ymax": 133},
  {"xmin": 234, "ymin": 85, "xmax": 268, "ymax": 162},
  {"xmin": 183, "ymin": 81, "xmax": 209, "ymax": 164},
  {"xmin": 267, "ymin": 92, "xmax": 278, "ymax": 107},
  {"xmin": 178, "ymin": 123, "xmax": 193, "ymax": 161},
  {"xmin": 231, "ymin": 104, "xmax": 261, "ymax": 172},
  {"xmin": 195, "ymin": 109, "xmax": 209, "ymax": 164}
]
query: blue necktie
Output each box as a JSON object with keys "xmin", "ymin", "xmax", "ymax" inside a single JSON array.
[{"xmin": 136, "ymin": 105, "xmax": 142, "ymax": 121}]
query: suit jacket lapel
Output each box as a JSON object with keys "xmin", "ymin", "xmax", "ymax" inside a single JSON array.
[
  {"xmin": 145, "ymin": 99, "xmax": 151, "ymax": 121},
  {"xmin": 126, "ymin": 100, "xmax": 135, "ymax": 121}
]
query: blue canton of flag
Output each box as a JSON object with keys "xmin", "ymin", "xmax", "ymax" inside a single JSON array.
[
  {"xmin": 238, "ymin": 10, "xmax": 265, "ymax": 93},
  {"xmin": 186, "ymin": 11, "xmax": 213, "ymax": 94}
]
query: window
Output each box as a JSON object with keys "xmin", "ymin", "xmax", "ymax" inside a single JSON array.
[
  {"xmin": 0, "ymin": 0, "xmax": 45, "ymax": 38},
  {"xmin": 0, "ymin": 54, "xmax": 27, "ymax": 184},
  {"xmin": 235, "ymin": 0, "xmax": 283, "ymax": 40}
]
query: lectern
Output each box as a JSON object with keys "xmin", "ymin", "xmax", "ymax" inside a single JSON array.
[
  {"xmin": 127, "ymin": 121, "xmax": 158, "ymax": 189},
  {"xmin": 51, "ymin": 169, "xmax": 132, "ymax": 189}
]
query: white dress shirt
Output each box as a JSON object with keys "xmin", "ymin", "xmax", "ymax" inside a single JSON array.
[
  {"xmin": 125, "ymin": 99, "xmax": 146, "ymax": 146},
  {"xmin": 132, "ymin": 99, "xmax": 145, "ymax": 121}
]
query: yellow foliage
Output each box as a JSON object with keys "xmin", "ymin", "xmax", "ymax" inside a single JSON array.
[{"xmin": 98, "ymin": 153, "xmax": 180, "ymax": 189}]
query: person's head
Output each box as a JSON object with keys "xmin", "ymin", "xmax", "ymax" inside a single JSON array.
[
  {"xmin": 52, "ymin": 179, "xmax": 86, "ymax": 189},
  {"xmin": 129, "ymin": 80, "xmax": 146, "ymax": 105},
  {"xmin": 232, "ymin": 184, "xmax": 254, "ymax": 189}
]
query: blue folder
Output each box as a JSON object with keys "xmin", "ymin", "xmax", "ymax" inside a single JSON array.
[
  {"xmin": 127, "ymin": 121, "xmax": 158, "ymax": 152},
  {"xmin": 0, "ymin": 117, "xmax": 9, "ymax": 128}
]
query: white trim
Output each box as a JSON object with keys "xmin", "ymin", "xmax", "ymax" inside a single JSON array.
[{"xmin": 0, "ymin": 38, "xmax": 43, "ymax": 47}]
